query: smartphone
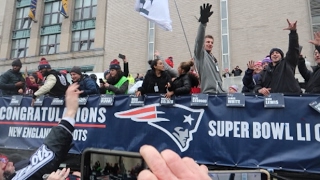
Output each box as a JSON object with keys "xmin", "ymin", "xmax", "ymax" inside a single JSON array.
[
  {"xmin": 99, "ymin": 78, "xmax": 105, "ymax": 84},
  {"xmin": 81, "ymin": 148, "xmax": 147, "ymax": 180},
  {"xmin": 299, "ymin": 45, "xmax": 303, "ymax": 54},
  {"xmin": 118, "ymin": 53, "xmax": 126, "ymax": 59}
]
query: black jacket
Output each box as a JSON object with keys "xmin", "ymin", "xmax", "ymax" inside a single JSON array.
[
  {"xmin": 0, "ymin": 69, "xmax": 25, "ymax": 95},
  {"xmin": 169, "ymin": 73, "xmax": 191, "ymax": 95},
  {"xmin": 138, "ymin": 70, "xmax": 171, "ymax": 94},
  {"xmin": 10, "ymin": 119, "xmax": 74, "ymax": 180},
  {"xmin": 254, "ymin": 30, "xmax": 301, "ymax": 94},
  {"xmin": 298, "ymin": 55, "xmax": 320, "ymax": 93}
]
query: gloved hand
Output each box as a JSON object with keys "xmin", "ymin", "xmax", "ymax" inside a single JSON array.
[{"xmin": 199, "ymin": 3, "xmax": 213, "ymax": 24}]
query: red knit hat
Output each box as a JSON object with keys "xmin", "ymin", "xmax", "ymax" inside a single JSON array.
[
  {"xmin": 165, "ymin": 56, "xmax": 174, "ymax": 68},
  {"xmin": 38, "ymin": 57, "xmax": 51, "ymax": 70},
  {"xmin": 109, "ymin": 59, "xmax": 120, "ymax": 70}
]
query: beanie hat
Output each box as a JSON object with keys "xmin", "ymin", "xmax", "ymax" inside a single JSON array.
[
  {"xmin": 70, "ymin": 66, "xmax": 82, "ymax": 75},
  {"xmin": 89, "ymin": 74, "xmax": 97, "ymax": 81},
  {"xmin": 109, "ymin": 59, "xmax": 120, "ymax": 70},
  {"xmin": 254, "ymin": 61, "xmax": 262, "ymax": 66},
  {"xmin": 269, "ymin": 48, "xmax": 284, "ymax": 59},
  {"xmin": 38, "ymin": 57, "xmax": 51, "ymax": 70},
  {"xmin": 165, "ymin": 56, "xmax": 174, "ymax": 68},
  {"xmin": 104, "ymin": 70, "xmax": 110, "ymax": 78},
  {"xmin": 59, "ymin": 70, "xmax": 68, "ymax": 75},
  {"xmin": 229, "ymin": 85, "xmax": 238, "ymax": 92},
  {"xmin": 262, "ymin": 57, "xmax": 272, "ymax": 64},
  {"xmin": 12, "ymin": 59, "xmax": 22, "ymax": 67}
]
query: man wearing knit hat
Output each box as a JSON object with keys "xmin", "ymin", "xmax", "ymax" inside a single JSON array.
[
  {"xmin": 70, "ymin": 66, "xmax": 99, "ymax": 96},
  {"xmin": 0, "ymin": 59, "xmax": 25, "ymax": 95},
  {"xmin": 32, "ymin": 57, "xmax": 69, "ymax": 104},
  {"xmin": 254, "ymin": 19, "xmax": 301, "ymax": 96}
]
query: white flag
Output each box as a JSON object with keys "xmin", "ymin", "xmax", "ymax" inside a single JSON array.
[{"xmin": 135, "ymin": 0, "xmax": 172, "ymax": 31}]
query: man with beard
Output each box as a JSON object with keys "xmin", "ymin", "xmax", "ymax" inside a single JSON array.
[
  {"xmin": 0, "ymin": 59, "xmax": 25, "ymax": 95},
  {"xmin": 100, "ymin": 59, "xmax": 128, "ymax": 94},
  {"xmin": 32, "ymin": 57, "xmax": 69, "ymax": 105}
]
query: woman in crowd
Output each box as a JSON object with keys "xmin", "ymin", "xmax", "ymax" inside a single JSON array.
[
  {"xmin": 24, "ymin": 67, "xmax": 40, "ymax": 95},
  {"xmin": 165, "ymin": 60, "xmax": 194, "ymax": 98},
  {"xmin": 135, "ymin": 59, "xmax": 171, "ymax": 96},
  {"xmin": 241, "ymin": 60, "xmax": 263, "ymax": 93},
  {"xmin": 100, "ymin": 59, "xmax": 128, "ymax": 94}
]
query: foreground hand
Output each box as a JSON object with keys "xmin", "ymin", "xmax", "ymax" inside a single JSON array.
[
  {"xmin": 283, "ymin": 19, "xmax": 297, "ymax": 31},
  {"xmin": 138, "ymin": 145, "xmax": 211, "ymax": 180},
  {"xmin": 47, "ymin": 168, "xmax": 70, "ymax": 180},
  {"xmin": 309, "ymin": 31, "xmax": 320, "ymax": 46},
  {"xmin": 65, "ymin": 83, "xmax": 83, "ymax": 118},
  {"xmin": 258, "ymin": 87, "xmax": 271, "ymax": 96}
]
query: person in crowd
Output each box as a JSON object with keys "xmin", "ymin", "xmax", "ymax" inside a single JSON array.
[
  {"xmin": 24, "ymin": 67, "xmax": 40, "ymax": 95},
  {"xmin": 194, "ymin": 3, "xmax": 225, "ymax": 93},
  {"xmin": 242, "ymin": 60, "xmax": 263, "ymax": 93},
  {"xmin": 232, "ymin": 66, "xmax": 243, "ymax": 76},
  {"xmin": 89, "ymin": 73, "xmax": 100, "ymax": 91},
  {"xmin": 261, "ymin": 56, "xmax": 272, "ymax": 68},
  {"xmin": 165, "ymin": 56, "xmax": 174, "ymax": 68},
  {"xmin": 228, "ymin": 85, "xmax": 239, "ymax": 94},
  {"xmin": 254, "ymin": 19, "xmax": 301, "ymax": 96},
  {"xmin": 135, "ymin": 59, "xmax": 171, "ymax": 96},
  {"xmin": 0, "ymin": 59, "xmax": 25, "ymax": 95},
  {"xmin": 165, "ymin": 60, "xmax": 194, "ymax": 98},
  {"xmin": 298, "ymin": 31, "xmax": 320, "ymax": 93},
  {"xmin": 137, "ymin": 145, "xmax": 211, "ymax": 180},
  {"xmin": 32, "ymin": 58, "xmax": 69, "ymax": 104},
  {"xmin": 154, "ymin": 50, "xmax": 178, "ymax": 78},
  {"xmin": 104, "ymin": 70, "xmax": 110, "ymax": 80},
  {"xmin": 70, "ymin": 66, "xmax": 99, "ymax": 96},
  {"xmin": 0, "ymin": 83, "xmax": 82, "ymax": 180},
  {"xmin": 100, "ymin": 59, "xmax": 128, "ymax": 94},
  {"xmin": 119, "ymin": 54, "xmax": 129, "ymax": 77},
  {"xmin": 135, "ymin": 73, "xmax": 140, "ymax": 82},
  {"xmin": 222, "ymin": 68, "xmax": 232, "ymax": 78}
]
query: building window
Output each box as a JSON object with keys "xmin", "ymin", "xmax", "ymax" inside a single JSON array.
[
  {"xmin": 148, "ymin": 21, "xmax": 155, "ymax": 60},
  {"xmin": 220, "ymin": 0, "xmax": 230, "ymax": 70},
  {"xmin": 40, "ymin": 34, "xmax": 60, "ymax": 55},
  {"xmin": 74, "ymin": 0, "xmax": 97, "ymax": 21},
  {"xmin": 43, "ymin": 1, "xmax": 63, "ymax": 26},
  {"xmin": 15, "ymin": 6, "xmax": 32, "ymax": 30},
  {"xmin": 71, "ymin": 29, "xmax": 95, "ymax": 51},
  {"xmin": 11, "ymin": 38, "xmax": 29, "ymax": 58}
]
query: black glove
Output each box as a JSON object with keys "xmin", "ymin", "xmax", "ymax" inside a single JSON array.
[{"xmin": 199, "ymin": 3, "xmax": 213, "ymax": 24}]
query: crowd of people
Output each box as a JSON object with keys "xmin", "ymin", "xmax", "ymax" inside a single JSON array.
[{"xmin": 0, "ymin": 2, "xmax": 320, "ymax": 180}]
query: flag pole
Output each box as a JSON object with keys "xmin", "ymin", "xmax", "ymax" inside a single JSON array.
[{"xmin": 173, "ymin": 0, "xmax": 192, "ymax": 59}]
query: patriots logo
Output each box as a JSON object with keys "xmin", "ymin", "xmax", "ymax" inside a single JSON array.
[{"xmin": 115, "ymin": 103, "xmax": 204, "ymax": 152}]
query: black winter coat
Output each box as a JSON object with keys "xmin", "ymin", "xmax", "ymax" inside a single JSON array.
[
  {"xmin": 0, "ymin": 69, "xmax": 25, "ymax": 95},
  {"xmin": 254, "ymin": 30, "xmax": 301, "ymax": 94},
  {"xmin": 298, "ymin": 57, "xmax": 320, "ymax": 93},
  {"xmin": 138, "ymin": 70, "xmax": 171, "ymax": 94},
  {"xmin": 169, "ymin": 73, "xmax": 191, "ymax": 95}
]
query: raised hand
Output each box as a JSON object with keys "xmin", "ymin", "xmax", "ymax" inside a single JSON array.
[
  {"xmin": 309, "ymin": 31, "xmax": 320, "ymax": 46},
  {"xmin": 283, "ymin": 19, "xmax": 297, "ymax": 31},
  {"xmin": 247, "ymin": 60, "xmax": 255, "ymax": 70},
  {"xmin": 199, "ymin": 3, "xmax": 213, "ymax": 24}
]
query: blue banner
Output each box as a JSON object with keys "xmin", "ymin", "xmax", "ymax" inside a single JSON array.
[{"xmin": 0, "ymin": 95, "xmax": 319, "ymax": 173}]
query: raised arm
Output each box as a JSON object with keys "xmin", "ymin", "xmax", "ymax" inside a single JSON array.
[
  {"xmin": 283, "ymin": 19, "xmax": 299, "ymax": 67},
  {"xmin": 194, "ymin": 4, "xmax": 213, "ymax": 60}
]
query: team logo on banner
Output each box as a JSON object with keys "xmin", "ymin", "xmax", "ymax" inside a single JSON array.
[{"xmin": 115, "ymin": 104, "xmax": 204, "ymax": 152}]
